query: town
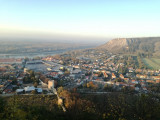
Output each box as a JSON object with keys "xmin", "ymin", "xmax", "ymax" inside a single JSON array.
[{"xmin": 0, "ymin": 49, "xmax": 160, "ymax": 96}]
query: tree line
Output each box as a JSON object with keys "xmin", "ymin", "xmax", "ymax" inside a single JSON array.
[{"xmin": 0, "ymin": 90, "xmax": 160, "ymax": 120}]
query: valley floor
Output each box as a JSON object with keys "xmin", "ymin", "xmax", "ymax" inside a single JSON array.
[{"xmin": 142, "ymin": 58, "xmax": 160, "ymax": 70}]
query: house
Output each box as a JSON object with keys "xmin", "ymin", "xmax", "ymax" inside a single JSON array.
[
  {"xmin": 146, "ymin": 80, "xmax": 155, "ymax": 84},
  {"xmin": 93, "ymin": 73, "xmax": 99, "ymax": 77},
  {"xmin": 70, "ymin": 74, "xmax": 75, "ymax": 78},
  {"xmin": 128, "ymin": 67, "xmax": 134, "ymax": 72},
  {"xmin": 152, "ymin": 76, "xmax": 160, "ymax": 80},
  {"xmin": 135, "ymin": 69, "xmax": 143, "ymax": 73},
  {"xmin": 136, "ymin": 74, "xmax": 147, "ymax": 79},
  {"xmin": 101, "ymin": 70, "xmax": 108, "ymax": 78},
  {"xmin": 124, "ymin": 78, "xmax": 129, "ymax": 83},
  {"xmin": 72, "ymin": 69, "xmax": 81, "ymax": 74},
  {"xmin": 119, "ymin": 74, "xmax": 124, "ymax": 79},
  {"xmin": 0, "ymin": 58, "xmax": 22, "ymax": 64},
  {"xmin": 112, "ymin": 73, "xmax": 116, "ymax": 79},
  {"xmin": 73, "ymin": 65, "xmax": 80, "ymax": 69},
  {"xmin": 0, "ymin": 84, "xmax": 4, "ymax": 90},
  {"xmin": 17, "ymin": 79, "xmax": 23, "ymax": 85},
  {"xmin": 156, "ymin": 80, "xmax": 160, "ymax": 83},
  {"xmin": 140, "ymin": 82, "xmax": 145, "ymax": 87},
  {"xmin": 106, "ymin": 71, "xmax": 111, "ymax": 74},
  {"xmin": 135, "ymin": 87, "xmax": 140, "ymax": 91},
  {"xmin": 71, "ymin": 69, "xmax": 81, "ymax": 78},
  {"xmin": 67, "ymin": 67, "xmax": 73, "ymax": 72},
  {"xmin": 16, "ymin": 89, "xmax": 24, "ymax": 94},
  {"xmin": 129, "ymin": 83, "xmax": 136, "ymax": 87},
  {"xmin": 42, "ymin": 57, "xmax": 53, "ymax": 61},
  {"xmin": 116, "ymin": 82, "xmax": 120, "ymax": 86},
  {"xmin": 142, "ymin": 87, "xmax": 147, "ymax": 91},
  {"xmin": 131, "ymin": 80, "xmax": 138, "ymax": 84},
  {"xmin": 36, "ymin": 88, "xmax": 43, "ymax": 93},
  {"xmin": 3, "ymin": 84, "xmax": 13, "ymax": 94}
]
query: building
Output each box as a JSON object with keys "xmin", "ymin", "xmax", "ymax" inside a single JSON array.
[
  {"xmin": 22, "ymin": 86, "xmax": 43, "ymax": 94},
  {"xmin": 36, "ymin": 88, "xmax": 43, "ymax": 93},
  {"xmin": 112, "ymin": 73, "xmax": 116, "ymax": 79},
  {"xmin": 119, "ymin": 74, "xmax": 124, "ymax": 79},
  {"xmin": 24, "ymin": 86, "xmax": 35, "ymax": 93},
  {"xmin": 26, "ymin": 60, "xmax": 43, "ymax": 65},
  {"xmin": 0, "ymin": 58, "xmax": 22, "ymax": 64},
  {"xmin": 16, "ymin": 89, "xmax": 24, "ymax": 94},
  {"xmin": 24, "ymin": 68, "xmax": 29, "ymax": 73},
  {"xmin": 48, "ymin": 80, "xmax": 54, "ymax": 90}
]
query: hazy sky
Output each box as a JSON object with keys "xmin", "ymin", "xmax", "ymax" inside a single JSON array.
[{"xmin": 0, "ymin": 0, "xmax": 160, "ymax": 41}]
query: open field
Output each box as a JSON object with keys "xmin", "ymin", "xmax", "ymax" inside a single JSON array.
[{"xmin": 142, "ymin": 58, "xmax": 160, "ymax": 70}]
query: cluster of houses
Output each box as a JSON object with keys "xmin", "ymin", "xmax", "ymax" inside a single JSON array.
[
  {"xmin": 39, "ymin": 53, "xmax": 160, "ymax": 93},
  {"xmin": 80, "ymin": 56, "xmax": 160, "ymax": 92},
  {"xmin": 0, "ymin": 58, "xmax": 56, "ymax": 95},
  {"xmin": 0, "ymin": 51, "xmax": 160, "ymax": 95}
]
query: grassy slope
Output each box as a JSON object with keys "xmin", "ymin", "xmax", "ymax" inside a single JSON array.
[{"xmin": 142, "ymin": 58, "xmax": 160, "ymax": 70}]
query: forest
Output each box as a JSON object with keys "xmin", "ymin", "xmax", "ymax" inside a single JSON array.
[
  {"xmin": 124, "ymin": 37, "xmax": 160, "ymax": 58},
  {"xmin": 0, "ymin": 90, "xmax": 160, "ymax": 120}
]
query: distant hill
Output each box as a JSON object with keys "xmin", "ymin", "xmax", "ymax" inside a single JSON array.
[{"xmin": 97, "ymin": 37, "xmax": 160, "ymax": 56}]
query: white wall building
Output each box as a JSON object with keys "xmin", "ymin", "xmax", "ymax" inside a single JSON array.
[{"xmin": 48, "ymin": 80, "xmax": 54, "ymax": 90}]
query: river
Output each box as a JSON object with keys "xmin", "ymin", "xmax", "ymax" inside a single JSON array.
[{"xmin": 0, "ymin": 51, "xmax": 65, "ymax": 59}]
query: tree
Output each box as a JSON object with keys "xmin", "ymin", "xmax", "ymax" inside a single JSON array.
[
  {"xmin": 31, "ymin": 90, "xmax": 37, "ymax": 94},
  {"xmin": 57, "ymin": 87, "xmax": 64, "ymax": 94},
  {"xmin": 12, "ymin": 77, "xmax": 17, "ymax": 85},
  {"xmin": 34, "ymin": 82, "xmax": 38, "ymax": 88},
  {"xmin": 64, "ymin": 70, "xmax": 70, "ymax": 76},
  {"xmin": 0, "ymin": 97, "xmax": 5, "ymax": 114},
  {"xmin": 54, "ymin": 81, "xmax": 58, "ymax": 88},
  {"xmin": 29, "ymin": 70, "xmax": 35, "ymax": 78},
  {"xmin": 44, "ymin": 78, "xmax": 49, "ymax": 84},
  {"xmin": 40, "ymin": 75, "xmax": 46, "ymax": 81},
  {"xmin": 135, "ymin": 84, "xmax": 141, "ymax": 88},
  {"xmin": 98, "ymin": 72, "xmax": 103, "ymax": 77}
]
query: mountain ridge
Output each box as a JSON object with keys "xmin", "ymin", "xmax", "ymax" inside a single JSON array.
[{"xmin": 97, "ymin": 37, "xmax": 160, "ymax": 56}]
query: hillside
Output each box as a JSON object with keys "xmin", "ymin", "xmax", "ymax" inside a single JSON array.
[{"xmin": 98, "ymin": 37, "xmax": 160, "ymax": 56}]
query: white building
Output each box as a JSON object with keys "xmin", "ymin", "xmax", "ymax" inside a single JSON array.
[
  {"xmin": 16, "ymin": 89, "xmax": 24, "ymax": 94},
  {"xmin": 24, "ymin": 86, "xmax": 35, "ymax": 92},
  {"xmin": 24, "ymin": 68, "xmax": 29, "ymax": 73},
  {"xmin": 24, "ymin": 86, "xmax": 43, "ymax": 93},
  {"xmin": 48, "ymin": 80, "xmax": 54, "ymax": 90},
  {"xmin": 36, "ymin": 88, "xmax": 43, "ymax": 93}
]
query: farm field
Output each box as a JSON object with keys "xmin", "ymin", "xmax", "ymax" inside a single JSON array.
[{"xmin": 142, "ymin": 58, "xmax": 160, "ymax": 70}]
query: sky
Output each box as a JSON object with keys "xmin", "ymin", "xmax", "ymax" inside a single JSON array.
[{"xmin": 0, "ymin": 0, "xmax": 160, "ymax": 42}]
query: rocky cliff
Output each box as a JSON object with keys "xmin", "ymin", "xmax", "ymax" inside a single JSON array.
[{"xmin": 97, "ymin": 37, "xmax": 160, "ymax": 55}]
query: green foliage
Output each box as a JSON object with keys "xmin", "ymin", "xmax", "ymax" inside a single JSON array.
[
  {"xmin": 34, "ymin": 82, "xmax": 38, "ymax": 88},
  {"xmin": 121, "ymin": 38, "xmax": 159, "ymax": 57},
  {"xmin": 23, "ymin": 70, "xmax": 39, "ymax": 86},
  {"xmin": 0, "ymin": 93, "xmax": 160, "ymax": 120},
  {"xmin": 137, "ymin": 56, "xmax": 147, "ymax": 69},
  {"xmin": 83, "ymin": 93, "xmax": 160, "ymax": 120},
  {"xmin": 148, "ymin": 83, "xmax": 160, "ymax": 92},
  {"xmin": 118, "ymin": 66, "xmax": 128, "ymax": 74},
  {"xmin": 103, "ymin": 84, "xmax": 114, "ymax": 92},
  {"xmin": 142, "ymin": 58, "xmax": 160, "ymax": 70}
]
